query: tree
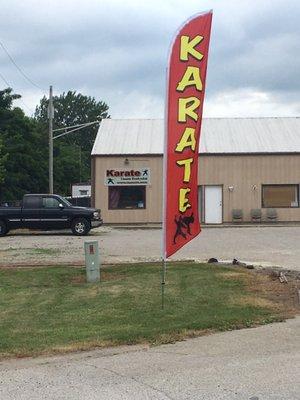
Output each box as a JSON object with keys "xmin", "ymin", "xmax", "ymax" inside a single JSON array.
[
  {"xmin": 0, "ymin": 137, "xmax": 7, "ymax": 185},
  {"xmin": 0, "ymin": 88, "xmax": 48, "ymax": 201},
  {"xmin": 35, "ymin": 91, "xmax": 109, "ymax": 195}
]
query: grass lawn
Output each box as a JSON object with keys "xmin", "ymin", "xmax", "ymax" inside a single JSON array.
[{"xmin": 0, "ymin": 263, "xmax": 290, "ymax": 358}]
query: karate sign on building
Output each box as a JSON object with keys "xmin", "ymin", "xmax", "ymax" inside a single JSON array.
[
  {"xmin": 105, "ymin": 168, "xmax": 150, "ymax": 186},
  {"xmin": 163, "ymin": 11, "xmax": 213, "ymax": 258}
]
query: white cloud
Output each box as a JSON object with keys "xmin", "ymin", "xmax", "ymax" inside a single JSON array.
[
  {"xmin": 204, "ymin": 89, "xmax": 300, "ymax": 117},
  {"xmin": 107, "ymin": 90, "xmax": 164, "ymax": 119}
]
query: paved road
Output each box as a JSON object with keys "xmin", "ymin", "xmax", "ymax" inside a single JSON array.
[
  {"xmin": 1, "ymin": 317, "xmax": 299, "ymax": 399},
  {"xmin": 1, "ymin": 226, "xmax": 300, "ymax": 271}
]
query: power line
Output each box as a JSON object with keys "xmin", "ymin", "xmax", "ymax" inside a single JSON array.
[
  {"xmin": 0, "ymin": 71, "xmax": 10, "ymax": 87},
  {"xmin": 53, "ymin": 121, "xmax": 100, "ymax": 139},
  {"xmin": 53, "ymin": 120, "xmax": 100, "ymax": 132},
  {"xmin": 0, "ymin": 40, "xmax": 45, "ymax": 92},
  {"xmin": 0, "ymin": 70, "xmax": 35, "ymax": 114}
]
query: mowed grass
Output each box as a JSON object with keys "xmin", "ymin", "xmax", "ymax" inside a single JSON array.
[{"xmin": 0, "ymin": 263, "xmax": 284, "ymax": 358}]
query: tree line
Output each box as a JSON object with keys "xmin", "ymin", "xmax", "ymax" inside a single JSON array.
[{"xmin": 0, "ymin": 88, "xmax": 109, "ymax": 202}]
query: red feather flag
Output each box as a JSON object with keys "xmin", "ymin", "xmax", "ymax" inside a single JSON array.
[{"xmin": 163, "ymin": 11, "xmax": 213, "ymax": 258}]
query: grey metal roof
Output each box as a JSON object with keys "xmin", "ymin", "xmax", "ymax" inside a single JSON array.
[{"xmin": 92, "ymin": 118, "xmax": 300, "ymax": 155}]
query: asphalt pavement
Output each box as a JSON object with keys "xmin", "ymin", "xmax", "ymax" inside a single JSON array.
[{"xmin": 0, "ymin": 317, "xmax": 299, "ymax": 399}]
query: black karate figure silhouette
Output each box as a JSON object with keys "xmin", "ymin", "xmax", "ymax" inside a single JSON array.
[
  {"xmin": 143, "ymin": 169, "xmax": 148, "ymax": 176},
  {"xmin": 182, "ymin": 212, "xmax": 194, "ymax": 235},
  {"xmin": 107, "ymin": 178, "xmax": 114, "ymax": 184},
  {"xmin": 173, "ymin": 212, "xmax": 194, "ymax": 244},
  {"xmin": 173, "ymin": 215, "xmax": 186, "ymax": 244}
]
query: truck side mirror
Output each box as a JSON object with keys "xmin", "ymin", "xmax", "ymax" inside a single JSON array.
[{"xmin": 59, "ymin": 203, "xmax": 64, "ymax": 209}]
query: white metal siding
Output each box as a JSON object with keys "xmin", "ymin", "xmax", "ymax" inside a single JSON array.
[{"xmin": 92, "ymin": 118, "xmax": 300, "ymax": 156}]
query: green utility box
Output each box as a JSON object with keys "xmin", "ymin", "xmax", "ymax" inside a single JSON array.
[{"xmin": 84, "ymin": 241, "xmax": 100, "ymax": 283}]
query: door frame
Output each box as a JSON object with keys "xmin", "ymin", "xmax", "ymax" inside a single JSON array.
[{"xmin": 201, "ymin": 184, "xmax": 224, "ymax": 224}]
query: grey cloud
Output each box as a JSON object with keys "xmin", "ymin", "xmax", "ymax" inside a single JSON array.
[
  {"xmin": 205, "ymin": 0, "xmax": 300, "ymax": 105},
  {"xmin": 0, "ymin": 0, "xmax": 299, "ymax": 117}
]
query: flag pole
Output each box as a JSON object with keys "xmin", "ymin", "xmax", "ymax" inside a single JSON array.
[
  {"xmin": 161, "ymin": 258, "xmax": 166, "ymax": 309},
  {"xmin": 161, "ymin": 62, "xmax": 169, "ymax": 310},
  {"xmin": 161, "ymin": 149, "xmax": 167, "ymax": 310}
]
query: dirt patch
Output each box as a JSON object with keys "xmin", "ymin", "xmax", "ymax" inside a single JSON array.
[
  {"xmin": 228, "ymin": 293, "xmax": 277, "ymax": 310},
  {"xmin": 70, "ymin": 270, "xmax": 126, "ymax": 285},
  {"xmin": 219, "ymin": 267, "xmax": 300, "ymax": 318},
  {"xmin": 70, "ymin": 275, "xmax": 86, "ymax": 284},
  {"xmin": 244, "ymin": 269, "xmax": 299, "ymax": 317},
  {"xmin": 220, "ymin": 271, "xmax": 247, "ymax": 279}
]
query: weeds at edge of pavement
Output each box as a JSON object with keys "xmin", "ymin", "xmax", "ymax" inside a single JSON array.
[{"xmin": 0, "ymin": 262, "xmax": 297, "ymax": 359}]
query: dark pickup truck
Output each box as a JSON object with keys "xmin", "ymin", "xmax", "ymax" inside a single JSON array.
[{"xmin": 0, "ymin": 194, "xmax": 103, "ymax": 236}]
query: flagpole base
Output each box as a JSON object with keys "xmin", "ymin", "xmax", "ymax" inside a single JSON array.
[{"xmin": 161, "ymin": 258, "xmax": 167, "ymax": 310}]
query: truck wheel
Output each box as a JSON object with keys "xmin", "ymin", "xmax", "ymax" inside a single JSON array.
[
  {"xmin": 71, "ymin": 218, "xmax": 90, "ymax": 236},
  {"xmin": 0, "ymin": 220, "xmax": 8, "ymax": 236}
]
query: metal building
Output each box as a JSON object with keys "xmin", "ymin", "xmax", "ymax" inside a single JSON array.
[{"xmin": 91, "ymin": 118, "xmax": 300, "ymax": 224}]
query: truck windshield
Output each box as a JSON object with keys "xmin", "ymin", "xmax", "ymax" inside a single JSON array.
[{"xmin": 62, "ymin": 197, "xmax": 72, "ymax": 207}]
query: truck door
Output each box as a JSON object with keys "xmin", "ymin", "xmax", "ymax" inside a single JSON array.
[
  {"xmin": 22, "ymin": 195, "xmax": 43, "ymax": 229},
  {"xmin": 40, "ymin": 196, "xmax": 70, "ymax": 230}
]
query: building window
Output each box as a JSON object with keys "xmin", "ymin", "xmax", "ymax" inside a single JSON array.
[
  {"xmin": 109, "ymin": 186, "xmax": 146, "ymax": 209},
  {"xmin": 262, "ymin": 185, "xmax": 299, "ymax": 208}
]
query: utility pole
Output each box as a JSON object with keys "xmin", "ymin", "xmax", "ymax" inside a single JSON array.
[
  {"xmin": 50, "ymin": 117, "xmax": 100, "ymax": 192},
  {"xmin": 48, "ymin": 85, "xmax": 54, "ymax": 194},
  {"xmin": 79, "ymin": 146, "xmax": 82, "ymax": 182}
]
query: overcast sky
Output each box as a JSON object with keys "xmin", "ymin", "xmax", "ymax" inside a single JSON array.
[{"xmin": 1, "ymin": 0, "xmax": 299, "ymax": 118}]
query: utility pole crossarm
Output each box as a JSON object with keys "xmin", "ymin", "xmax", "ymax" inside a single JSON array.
[
  {"xmin": 53, "ymin": 120, "xmax": 100, "ymax": 133},
  {"xmin": 53, "ymin": 121, "xmax": 100, "ymax": 140}
]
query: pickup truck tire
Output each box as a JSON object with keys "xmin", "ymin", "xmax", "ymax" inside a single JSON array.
[
  {"xmin": 0, "ymin": 220, "xmax": 8, "ymax": 236},
  {"xmin": 71, "ymin": 218, "xmax": 90, "ymax": 236}
]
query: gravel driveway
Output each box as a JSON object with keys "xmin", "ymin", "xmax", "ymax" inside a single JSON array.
[{"xmin": 0, "ymin": 225, "xmax": 300, "ymax": 271}]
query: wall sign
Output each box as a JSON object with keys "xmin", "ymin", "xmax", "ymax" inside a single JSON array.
[{"xmin": 105, "ymin": 168, "xmax": 150, "ymax": 186}]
